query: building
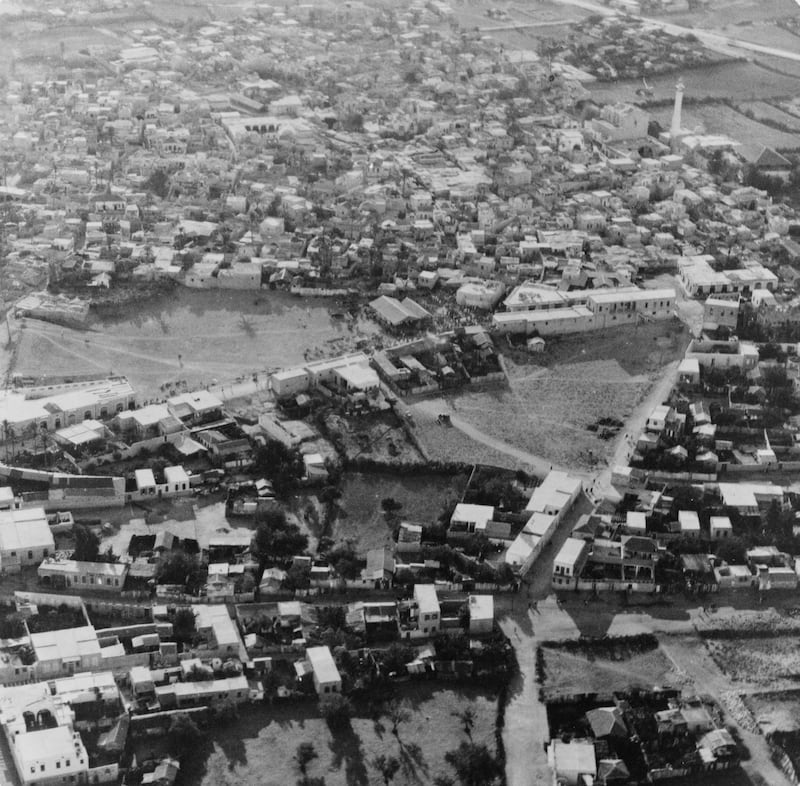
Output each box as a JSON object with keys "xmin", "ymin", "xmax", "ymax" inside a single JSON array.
[
  {"xmin": 155, "ymin": 674, "xmax": 250, "ymax": 709},
  {"xmin": 38, "ymin": 559, "xmax": 129, "ymax": 592},
  {"xmin": 710, "ymin": 516, "xmax": 732, "ymax": 539},
  {"xmin": 525, "ymin": 471, "xmax": 583, "ymax": 524},
  {"xmin": 0, "ymin": 508, "xmax": 54, "ymax": 573},
  {"xmin": 552, "ymin": 538, "xmax": 590, "ymax": 589},
  {"xmin": 703, "ymin": 296, "xmax": 739, "ymax": 332},
  {"xmin": 305, "ymin": 646, "xmax": 342, "ymax": 695},
  {"xmin": 413, "ymin": 584, "xmax": 441, "ymax": 636},
  {"xmin": 547, "ymin": 739, "xmax": 597, "ymax": 786},
  {"xmin": 684, "ymin": 338, "xmax": 759, "ymax": 371},
  {"xmin": 30, "ymin": 626, "xmax": 103, "ymax": 678},
  {"xmin": 468, "ymin": 595, "xmax": 494, "ymax": 635},
  {"xmin": 369, "ymin": 295, "xmax": 431, "ymax": 330}
]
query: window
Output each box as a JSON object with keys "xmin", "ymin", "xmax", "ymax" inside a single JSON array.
[
  {"xmin": 66, "ymin": 760, "xmax": 70, "ymax": 767},
  {"xmin": 41, "ymin": 764, "xmax": 45, "ymax": 772},
  {"xmin": 10, "ymin": 551, "xmax": 15, "ymax": 557},
  {"xmin": 28, "ymin": 551, "xmax": 33, "ymax": 559}
]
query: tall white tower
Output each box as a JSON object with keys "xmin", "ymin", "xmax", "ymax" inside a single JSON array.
[{"xmin": 670, "ymin": 79, "xmax": 685, "ymax": 143}]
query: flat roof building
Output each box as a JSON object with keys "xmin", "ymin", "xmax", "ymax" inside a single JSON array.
[
  {"xmin": 305, "ymin": 646, "xmax": 342, "ymax": 695},
  {"xmin": 0, "ymin": 508, "xmax": 54, "ymax": 573}
]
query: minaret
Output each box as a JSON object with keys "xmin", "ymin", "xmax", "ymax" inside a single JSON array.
[{"xmin": 670, "ymin": 79, "xmax": 685, "ymax": 148}]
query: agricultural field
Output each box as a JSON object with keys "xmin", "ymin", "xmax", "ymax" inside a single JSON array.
[
  {"xmin": 652, "ymin": 103, "xmax": 800, "ymax": 150},
  {"xmin": 589, "ymin": 61, "xmax": 800, "ymax": 105},
  {"xmin": 329, "ymin": 470, "xmax": 470, "ymax": 551},
  {"xmin": 737, "ymin": 100, "xmax": 800, "ymax": 133},
  {"xmin": 539, "ymin": 640, "xmax": 683, "ymax": 701},
  {"xmin": 188, "ymin": 684, "xmax": 499, "ymax": 786},
  {"xmin": 10, "ymin": 289, "xmax": 382, "ymax": 400},
  {"xmin": 704, "ymin": 635, "xmax": 800, "ymax": 686}
]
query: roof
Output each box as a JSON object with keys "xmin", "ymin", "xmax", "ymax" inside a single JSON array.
[
  {"xmin": 38, "ymin": 559, "xmax": 129, "ymax": 578},
  {"xmin": 14, "ymin": 725, "xmax": 88, "ymax": 776},
  {"xmin": 369, "ymin": 295, "xmax": 431, "ymax": 326},
  {"xmin": 710, "ymin": 516, "xmax": 732, "ymax": 530},
  {"xmin": 0, "ymin": 507, "xmax": 54, "ymax": 554},
  {"xmin": 135, "ymin": 468, "xmax": 156, "ymax": 488},
  {"xmin": 164, "ymin": 465, "xmax": 190, "ymax": 484},
  {"xmin": 678, "ymin": 510, "xmax": 701, "ymax": 531},
  {"xmin": 555, "ymin": 537, "xmax": 587, "ymax": 568},
  {"xmin": 30, "ymin": 625, "xmax": 100, "ymax": 665},
  {"xmin": 586, "ymin": 706, "xmax": 627, "ymax": 738},
  {"xmin": 468, "ymin": 594, "xmax": 494, "ymax": 621},
  {"xmin": 451, "ymin": 503, "xmax": 494, "ymax": 530},
  {"xmin": 550, "ymin": 739, "xmax": 597, "ymax": 778},
  {"xmin": 526, "ymin": 470, "xmax": 583, "ymax": 514},
  {"xmin": 306, "ymin": 646, "xmax": 341, "ymax": 684},
  {"xmin": 414, "ymin": 583, "xmax": 440, "ymax": 615}
]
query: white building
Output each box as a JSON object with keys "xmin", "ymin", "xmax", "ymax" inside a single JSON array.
[
  {"xmin": 552, "ymin": 538, "xmax": 590, "ymax": 589},
  {"xmin": 0, "ymin": 508, "xmax": 54, "ymax": 573},
  {"xmin": 413, "ymin": 584, "xmax": 441, "ymax": 636},
  {"xmin": 305, "ymin": 646, "xmax": 342, "ymax": 695}
]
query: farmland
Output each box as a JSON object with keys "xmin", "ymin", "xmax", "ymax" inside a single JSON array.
[
  {"xmin": 745, "ymin": 690, "xmax": 800, "ymax": 735},
  {"xmin": 190, "ymin": 684, "xmax": 499, "ymax": 786},
  {"xmin": 738, "ymin": 100, "xmax": 800, "ymax": 133},
  {"xmin": 330, "ymin": 470, "xmax": 470, "ymax": 551}
]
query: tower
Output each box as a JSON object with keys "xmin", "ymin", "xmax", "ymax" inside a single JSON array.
[{"xmin": 670, "ymin": 79, "xmax": 685, "ymax": 144}]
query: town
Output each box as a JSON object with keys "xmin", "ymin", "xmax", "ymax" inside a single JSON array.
[{"xmin": 1, "ymin": 0, "xmax": 800, "ymax": 785}]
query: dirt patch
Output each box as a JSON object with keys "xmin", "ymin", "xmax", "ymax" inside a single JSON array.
[
  {"xmin": 540, "ymin": 643, "xmax": 682, "ymax": 700},
  {"xmin": 194, "ymin": 684, "xmax": 499, "ymax": 786},
  {"xmin": 325, "ymin": 411, "xmax": 425, "ymax": 466},
  {"xmin": 330, "ymin": 470, "xmax": 469, "ymax": 551},
  {"xmin": 745, "ymin": 691, "xmax": 800, "ymax": 734},
  {"xmin": 705, "ymin": 636, "xmax": 800, "ymax": 686}
]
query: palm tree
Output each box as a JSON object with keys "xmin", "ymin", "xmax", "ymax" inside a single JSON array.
[{"xmin": 453, "ymin": 708, "xmax": 475, "ymax": 739}]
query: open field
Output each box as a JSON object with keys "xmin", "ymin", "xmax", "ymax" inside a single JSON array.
[
  {"xmin": 331, "ymin": 470, "xmax": 470, "ymax": 550},
  {"xmin": 745, "ymin": 691, "xmax": 800, "ymax": 735},
  {"xmin": 738, "ymin": 100, "xmax": 800, "ymax": 133},
  {"xmin": 430, "ymin": 323, "xmax": 685, "ymax": 470},
  {"xmin": 189, "ymin": 684, "xmax": 499, "ymax": 786},
  {"xmin": 540, "ymin": 643, "xmax": 682, "ymax": 699},
  {"xmin": 652, "ymin": 102, "xmax": 800, "ymax": 149},
  {"xmin": 10, "ymin": 289, "xmax": 382, "ymax": 400},
  {"xmin": 589, "ymin": 61, "xmax": 800, "ymax": 105}
]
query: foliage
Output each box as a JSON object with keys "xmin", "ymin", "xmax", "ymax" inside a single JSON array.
[
  {"xmin": 318, "ymin": 693, "xmax": 353, "ymax": 729},
  {"xmin": 166, "ymin": 713, "xmax": 205, "ymax": 761},
  {"xmin": 372, "ymin": 754, "xmax": 400, "ymax": 784},
  {"xmin": 157, "ymin": 550, "xmax": 205, "ymax": 592},
  {"xmin": 326, "ymin": 544, "xmax": 361, "ymax": 580},
  {"xmin": 714, "ymin": 536, "xmax": 747, "ymax": 565},
  {"xmin": 295, "ymin": 742, "xmax": 318, "ymax": 775},
  {"xmin": 144, "ymin": 168, "xmax": 170, "ymax": 199},
  {"xmin": 386, "ymin": 698, "xmax": 411, "ymax": 736},
  {"xmin": 172, "ymin": 608, "xmax": 197, "ymax": 645},
  {"xmin": 381, "ymin": 497, "xmax": 403, "ymax": 513},
  {"xmin": 0, "ymin": 613, "xmax": 26, "ymax": 639},
  {"xmin": 252, "ymin": 509, "xmax": 308, "ymax": 566},
  {"xmin": 72, "ymin": 524, "xmax": 100, "ymax": 562},
  {"xmin": 444, "ymin": 742, "xmax": 502, "ymax": 786},
  {"xmin": 253, "ymin": 440, "xmax": 305, "ymax": 496},
  {"xmin": 453, "ymin": 707, "xmax": 475, "ymax": 738}
]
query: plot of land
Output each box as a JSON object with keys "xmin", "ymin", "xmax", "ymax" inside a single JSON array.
[
  {"xmin": 11, "ymin": 289, "xmax": 382, "ymax": 399},
  {"xmin": 190, "ymin": 684, "xmax": 498, "ymax": 786},
  {"xmin": 331, "ymin": 470, "xmax": 470, "ymax": 550},
  {"xmin": 705, "ymin": 636, "xmax": 800, "ymax": 686},
  {"xmin": 746, "ymin": 691, "xmax": 800, "ymax": 734},
  {"xmin": 540, "ymin": 644, "xmax": 681, "ymax": 700},
  {"xmin": 738, "ymin": 100, "xmax": 800, "ymax": 133},
  {"xmin": 590, "ymin": 61, "xmax": 800, "ymax": 104},
  {"xmin": 653, "ymin": 103, "xmax": 800, "ymax": 150}
]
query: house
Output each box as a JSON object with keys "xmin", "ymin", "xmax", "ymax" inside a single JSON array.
[
  {"xmin": 305, "ymin": 646, "xmax": 342, "ymax": 695},
  {"xmin": 468, "ymin": 595, "xmax": 494, "ymax": 636},
  {"xmin": 449, "ymin": 503, "xmax": 494, "ymax": 535},
  {"xmin": 678, "ymin": 510, "xmax": 701, "ymax": 539},
  {"xmin": 29, "ymin": 625, "xmax": 103, "ymax": 678},
  {"xmin": 413, "ymin": 584, "xmax": 441, "ymax": 636},
  {"xmin": 552, "ymin": 538, "xmax": 590, "ymax": 589},
  {"xmin": 547, "ymin": 739, "xmax": 597, "ymax": 786},
  {"xmin": 0, "ymin": 508, "xmax": 54, "ymax": 573},
  {"xmin": 710, "ymin": 516, "xmax": 732, "ymax": 539},
  {"xmin": 525, "ymin": 470, "xmax": 583, "ymax": 524},
  {"xmin": 369, "ymin": 295, "xmax": 431, "ymax": 330},
  {"xmin": 155, "ymin": 675, "xmax": 250, "ymax": 709},
  {"xmin": 38, "ymin": 559, "xmax": 129, "ymax": 592}
]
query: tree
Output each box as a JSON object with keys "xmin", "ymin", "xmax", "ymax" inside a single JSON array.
[
  {"xmin": 433, "ymin": 777, "xmax": 456, "ymax": 786},
  {"xmin": 444, "ymin": 743, "xmax": 502, "ymax": 786},
  {"xmin": 144, "ymin": 168, "xmax": 170, "ymax": 198},
  {"xmin": 319, "ymin": 693, "xmax": 353, "ymax": 730},
  {"xmin": 295, "ymin": 742, "xmax": 318, "ymax": 776},
  {"xmin": 166, "ymin": 713, "xmax": 205, "ymax": 761},
  {"xmin": 172, "ymin": 607, "xmax": 197, "ymax": 645},
  {"xmin": 381, "ymin": 497, "xmax": 403, "ymax": 513},
  {"xmin": 453, "ymin": 707, "xmax": 475, "ymax": 739},
  {"xmin": 386, "ymin": 699, "xmax": 411, "ymax": 737},
  {"xmin": 252, "ymin": 509, "xmax": 308, "ymax": 566},
  {"xmin": 157, "ymin": 550, "xmax": 205, "ymax": 591},
  {"xmin": 319, "ymin": 486, "xmax": 341, "ymax": 505},
  {"xmin": 372, "ymin": 755, "xmax": 400, "ymax": 785},
  {"xmin": 253, "ymin": 440, "xmax": 304, "ymax": 496},
  {"xmin": 714, "ymin": 537, "xmax": 746, "ymax": 565},
  {"xmin": 72, "ymin": 524, "xmax": 100, "ymax": 562}
]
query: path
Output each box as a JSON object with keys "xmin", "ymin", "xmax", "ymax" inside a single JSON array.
[{"xmin": 411, "ymin": 397, "xmax": 571, "ymax": 478}]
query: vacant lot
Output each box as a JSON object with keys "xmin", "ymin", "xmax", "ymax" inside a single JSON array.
[
  {"xmin": 192, "ymin": 684, "xmax": 498, "ymax": 786},
  {"xmin": 746, "ymin": 690, "xmax": 800, "ymax": 735},
  {"xmin": 11, "ymin": 290, "xmax": 381, "ymax": 399},
  {"xmin": 326, "ymin": 412, "xmax": 425, "ymax": 466},
  {"xmin": 653, "ymin": 102, "xmax": 800, "ymax": 149},
  {"xmin": 331, "ymin": 470, "xmax": 469, "ymax": 550},
  {"xmin": 540, "ymin": 644, "xmax": 681, "ymax": 701}
]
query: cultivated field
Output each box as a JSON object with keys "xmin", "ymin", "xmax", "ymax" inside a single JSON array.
[
  {"xmin": 191, "ymin": 684, "xmax": 499, "ymax": 786},
  {"xmin": 10, "ymin": 290, "xmax": 382, "ymax": 400},
  {"xmin": 705, "ymin": 636, "xmax": 800, "ymax": 686},
  {"xmin": 589, "ymin": 61, "xmax": 800, "ymax": 105},
  {"xmin": 738, "ymin": 100, "xmax": 800, "ymax": 133},
  {"xmin": 652, "ymin": 103, "xmax": 800, "ymax": 150},
  {"xmin": 331, "ymin": 470, "xmax": 470, "ymax": 551}
]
